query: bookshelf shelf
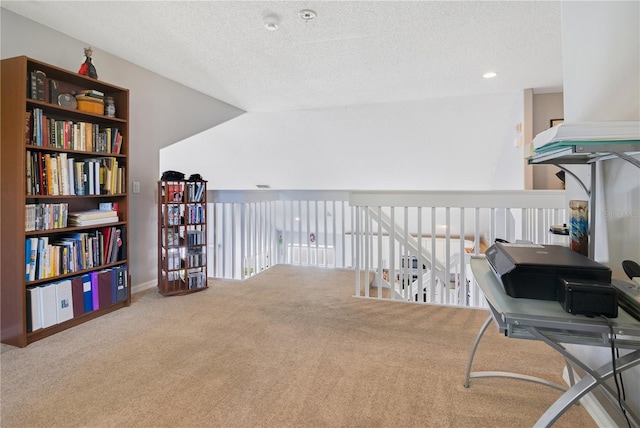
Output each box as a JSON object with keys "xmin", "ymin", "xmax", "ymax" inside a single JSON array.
[
  {"xmin": 157, "ymin": 180, "xmax": 208, "ymax": 296},
  {"xmin": 1, "ymin": 55, "xmax": 131, "ymax": 348}
]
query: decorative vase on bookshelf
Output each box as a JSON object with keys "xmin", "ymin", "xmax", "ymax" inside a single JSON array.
[{"xmin": 1, "ymin": 55, "xmax": 130, "ymax": 348}]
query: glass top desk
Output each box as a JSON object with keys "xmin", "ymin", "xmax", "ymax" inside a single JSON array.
[{"xmin": 465, "ymin": 256, "xmax": 640, "ymax": 427}]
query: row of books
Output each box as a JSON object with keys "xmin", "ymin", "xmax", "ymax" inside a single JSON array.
[
  {"xmin": 186, "ymin": 204, "xmax": 205, "ymax": 224},
  {"xmin": 25, "ymin": 225, "xmax": 126, "ymax": 282},
  {"xmin": 164, "ymin": 182, "xmax": 205, "ymax": 203},
  {"xmin": 26, "ymin": 265, "xmax": 128, "ymax": 332},
  {"xmin": 163, "ymin": 204, "xmax": 205, "ymax": 226},
  {"xmin": 162, "ymin": 229, "xmax": 181, "ymax": 248},
  {"xmin": 162, "ymin": 269, "xmax": 206, "ymax": 289},
  {"xmin": 68, "ymin": 209, "xmax": 119, "ymax": 227},
  {"xmin": 186, "ymin": 248, "xmax": 206, "ymax": 267},
  {"xmin": 25, "ymin": 203, "xmax": 68, "ymax": 232},
  {"xmin": 186, "ymin": 182, "xmax": 205, "ymax": 202},
  {"xmin": 28, "ymin": 69, "xmax": 47, "ymax": 102},
  {"xmin": 166, "ymin": 205, "xmax": 181, "ymax": 226},
  {"xmin": 28, "ymin": 108, "xmax": 123, "ymax": 154},
  {"xmin": 164, "ymin": 248, "xmax": 183, "ymax": 271},
  {"xmin": 164, "ymin": 247, "xmax": 205, "ymax": 270},
  {"xmin": 26, "ymin": 150, "xmax": 125, "ymax": 196},
  {"xmin": 187, "ymin": 271, "xmax": 207, "ymax": 289},
  {"xmin": 186, "ymin": 230, "xmax": 206, "ymax": 246}
]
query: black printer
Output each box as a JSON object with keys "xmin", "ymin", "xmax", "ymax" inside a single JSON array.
[{"xmin": 485, "ymin": 242, "xmax": 611, "ymax": 301}]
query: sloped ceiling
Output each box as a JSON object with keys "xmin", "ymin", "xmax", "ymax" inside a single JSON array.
[{"xmin": 1, "ymin": 1, "xmax": 563, "ymax": 112}]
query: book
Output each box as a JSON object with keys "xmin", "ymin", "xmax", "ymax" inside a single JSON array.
[
  {"xmin": 117, "ymin": 226, "xmax": 127, "ymax": 261},
  {"xmin": 116, "ymin": 265, "xmax": 128, "ymax": 302},
  {"xmin": 27, "ymin": 237, "xmax": 38, "ymax": 281},
  {"xmin": 74, "ymin": 89, "xmax": 104, "ymax": 99},
  {"xmin": 29, "ymin": 70, "xmax": 37, "ymax": 99},
  {"xmin": 40, "ymin": 283, "xmax": 58, "ymax": 328},
  {"xmin": 37, "ymin": 236, "xmax": 48, "ymax": 280},
  {"xmin": 25, "ymin": 237, "xmax": 32, "ymax": 282},
  {"xmin": 57, "ymin": 152, "xmax": 69, "ymax": 195},
  {"xmin": 91, "ymin": 271, "xmax": 100, "ymax": 311},
  {"xmin": 49, "ymin": 79, "xmax": 59, "ymax": 103},
  {"xmin": 28, "ymin": 70, "xmax": 46, "ymax": 100},
  {"xmin": 70, "ymin": 276, "xmax": 85, "ymax": 317},
  {"xmin": 25, "ymin": 111, "xmax": 32, "ymax": 145},
  {"xmin": 97, "ymin": 269, "xmax": 113, "ymax": 309},
  {"xmin": 69, "ymin": 209, "xmax": 118, "ymax": 220},
  {"xmin": 55, "ymin": 280, "xmax": 74, "ymax": 323},
  {"xmin": 81, "ymin": 273, "xmax": 93, "ymax": 312},
  {"xmin": 67, "ymin": 157, "xmax": 75, "ymax": 195},
  {"xmin": 26, "ymin": 287, "xmax": 43, "ymax": 332},
  {"xmin": 34, "ymin": 70, "xmax": 46, "ymax": 101},
  {"xmin": 68, "ymin": 216, "xmax": 118, "ymax": 227},
  {"xmin": 101, "ymin": 226, "xmax": 112, "ymax": 264}
]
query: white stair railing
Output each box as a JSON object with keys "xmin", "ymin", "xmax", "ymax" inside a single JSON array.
[
  {"xmin": 207, "ymin": 189, "xmax": 567, "ymax": 309},
  {"xmin": 350, "ymin": 190, "xmax": 567, "ymax": 308}
]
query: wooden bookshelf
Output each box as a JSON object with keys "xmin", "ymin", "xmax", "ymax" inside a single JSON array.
[
  {"xmin": 157, "ymin": 180, "xmax": 208, "ymax": 296},
  {"xmin": 1, "ymin": 56, "xmax": 131, "ymax": 347}
]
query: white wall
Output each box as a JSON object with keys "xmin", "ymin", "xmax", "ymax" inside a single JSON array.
[
  {"xmin": 532, "ymin": 93, "xmax": 564, "ymax": 190},
  {"xmin": 162, "ymin": 92, "xmax": 521, "ymax": 191},
  {"xmin": 1, "ymin": 9, "xmax": 245, "ymax": 287},
  {"xmin": 489, "ymin": 89, "xmax": 528, "ymax": 190},
  {"xmin": 561, "ymin": 1, "xmax": 640, "ymax": 421}
]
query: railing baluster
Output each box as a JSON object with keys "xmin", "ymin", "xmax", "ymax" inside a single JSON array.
[
  {"xmin": 389, "ymin": 207, "xmax": 395, "ymax": 301},
  {"xmin": 403, "ymin": 207, "xmax": 409, "ymax": 301},
  {"xmin": 445, "ymin": 207, "xmax": 451, "ymax": 305},
  {"xmin": 323, "ymin": 200, "xmax": 328, "ymax": 267},
  {"xmin": 355, "ymin": 206, "xmax": 361, "ymax": 297},
  {"xmin": 332, "ymin": 200, "xmax": 337, "ymax": 268},
  {"xmin": 472, "ymin": 208, "xmax": 481, "ymax": 307},
  {"xmin": 429, "ymin": 207, "xmax": 436, "ymax": 303},
  {"xmin": 377, "ymin": 206, "xmax": 382, "ymax": 299},
  {"xmin": 315, "ymin": 200, "xmax": 320, "ymax": 267},
  {"xmin": 459, "ymin": 207, "xmax": 466, "ymax": 306}
]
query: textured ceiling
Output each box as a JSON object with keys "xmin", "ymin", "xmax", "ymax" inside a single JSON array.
[{"xmin": 2, "ymin": 1, "xmax": 563, "ymax": 112}]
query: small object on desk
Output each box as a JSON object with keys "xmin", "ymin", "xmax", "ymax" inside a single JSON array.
[
  {"xmin": 622, "ymin": 259, "xmax": 640, "ymax": 280},
  {"xmin": 485, "ymin": 242, "xmax": 611, "ymax": 301},
  {"xmin": 615, "ymin": 260, "xmax": 640, "ymax": 321},
  {"xmin": 560, "ymin": 278, "xmax": 618, "ymax": 317},
  {"xmin": 569, "ymin": 200, "xmax": 588, "ymax": 256},
  {"xmin": 549, "ymin": 224, "xmax": 569, "ymax": 246}
]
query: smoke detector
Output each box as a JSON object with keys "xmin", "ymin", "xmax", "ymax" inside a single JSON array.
[{"xmin": 299, "ymin": 9, "xmax": 316, "ymax": 21}]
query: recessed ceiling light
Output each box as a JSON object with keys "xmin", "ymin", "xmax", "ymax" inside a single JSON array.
[
  {"xmin": 299, "ymin": 9, "xmax": 317, "ymax": 21},
  {"xmin": 483, "ymin": 72, "xmax": 497, "ymax": 79}
]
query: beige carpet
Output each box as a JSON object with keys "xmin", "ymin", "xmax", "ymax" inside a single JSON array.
[{"xmin": 1, "ymin": 265, "xmax": 596, "ymax": 427}]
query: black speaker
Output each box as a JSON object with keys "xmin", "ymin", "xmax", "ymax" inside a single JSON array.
[{"xmin": 560, "ymin": 279, "xmax": 618, "ymax": 318}]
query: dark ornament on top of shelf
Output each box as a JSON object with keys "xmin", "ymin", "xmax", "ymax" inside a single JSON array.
[{"xmin": 78, "ymin": 47, "xmax": 98, "ymax": 79}]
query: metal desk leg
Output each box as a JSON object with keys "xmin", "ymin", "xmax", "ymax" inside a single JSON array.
[
  {"xmin": 529, "ymin": 332, "xmax": 640, "ymax": 428},
  {"xmin": 464, "ymin": 314, "xmax": 493, "ymax": 388},
  {"xmin": 464, "ymin": 314, "xmax": 568, "ymax": 392}
]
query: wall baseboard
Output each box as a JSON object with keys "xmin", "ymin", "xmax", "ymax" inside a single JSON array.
[{"xmin": 132, "ymin": 280, "xmax": 156, "ymax": 295}]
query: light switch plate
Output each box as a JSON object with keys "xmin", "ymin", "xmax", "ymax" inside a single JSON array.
[{"xmin": 132, "ymin": 181, "xmax": 140, "ymax": 193}]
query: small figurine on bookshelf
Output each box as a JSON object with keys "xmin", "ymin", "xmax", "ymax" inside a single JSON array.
[{"xmin": 78, "ymin": 47, "xmax": 98, "ymax": 79}]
